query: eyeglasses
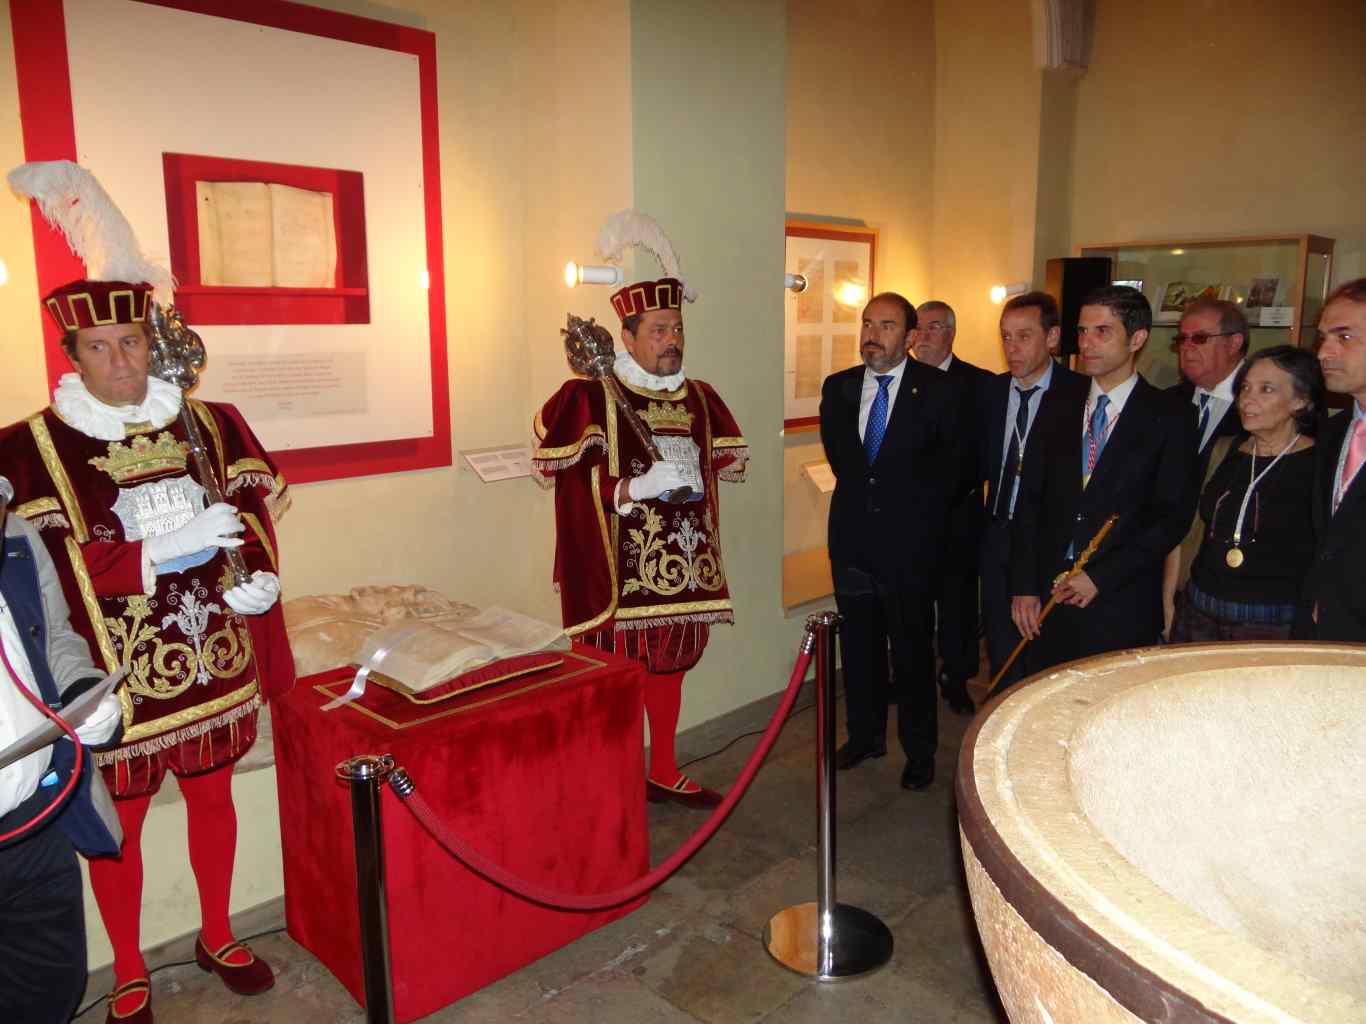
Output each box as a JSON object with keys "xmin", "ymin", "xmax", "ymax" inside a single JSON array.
[
  {"xmin": 1173, "ymin": 331, "xmax": 1232, "ymax": 347},
  {"xmin": 921, "ymin": 322, "xmax": 953, "ymax": 333}
]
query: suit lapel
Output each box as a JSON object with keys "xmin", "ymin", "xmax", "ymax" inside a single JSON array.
[{"xmin": 874, "ymin": 361, "xmax": 920, "ymax": 464}]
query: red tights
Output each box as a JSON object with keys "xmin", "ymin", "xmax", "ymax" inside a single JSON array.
[
  {"xmin": 87, "ymin": 764, "xmax": 241, "ymax": 991},
  {"xmin": 643, "ymin": 671, "xmax": 686, "ymax": 786}
]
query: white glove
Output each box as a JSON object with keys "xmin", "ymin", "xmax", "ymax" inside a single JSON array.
[
  {"xmin": 74, "ymin": 692, "xmax": 122, "ymax": 746},
  {"xmin": 223, "ymin": 571, "xmax": 281, "ymax": 616},
  {"xmin": 627, "ymin": 461, "xmax": 689, "ymax": 502},
  {"xmin": 145, "ymin": 503, "xmax": 244, "ymax": 564}
]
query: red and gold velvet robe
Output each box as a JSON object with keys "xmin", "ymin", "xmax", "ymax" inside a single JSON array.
[
  {"xmin": 0, "ymin": 400, "xmax": 295, "ymax": 765},
  {"xmin": 533, "ymin": 375, "xmax": 747, "ymax": 639}
]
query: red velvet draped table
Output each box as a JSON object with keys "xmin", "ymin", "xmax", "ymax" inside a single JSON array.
[{"xmin": 271, "ymin": 650, "xmax": 649, "ymax": 1022}]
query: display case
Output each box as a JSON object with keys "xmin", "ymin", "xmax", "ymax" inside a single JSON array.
[{"xmin": 1076, "ymin": 235, "xmax": 1334, "ymax": 389}]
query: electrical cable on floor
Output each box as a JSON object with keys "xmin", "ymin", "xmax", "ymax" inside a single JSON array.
[
  {"xmin": 677, "ymin": 680, "xmax": 839, "ymax": 773},
  {"xmin": 73, "ymin": 925, "xmax": 287, "ymax": 1019}
]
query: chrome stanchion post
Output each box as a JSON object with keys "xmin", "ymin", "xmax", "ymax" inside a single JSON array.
[
  {"xmin": 336, "ymin": 755, "xmax": 397, "ymax": 1024},
  {"xmin": 763, "ymin": 612, "xmax": 893, "ymax": 980}
]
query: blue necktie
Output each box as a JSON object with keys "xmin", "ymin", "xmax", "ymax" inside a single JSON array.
[
  {"xmin": 1196, "ymin": 392, "xmax": 1211, "ymax": 448},
  {"xmin": 1084, "ymin": 393, "xmax": 1111, "ymax": 482},
  {"xmin": 864, "ymin": 374, "xmax": 893, "ymax": 464}
]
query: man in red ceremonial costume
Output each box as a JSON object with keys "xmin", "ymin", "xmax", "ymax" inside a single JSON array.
[
  {"xmin": 534, "ymin": 276, "xmax": 747, "ymax": 808},
  {"xmin": 3, "ymin": 162, "xmax": 294, "ymax": 1024}
]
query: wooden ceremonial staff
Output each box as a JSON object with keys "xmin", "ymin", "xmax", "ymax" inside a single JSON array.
[{"xmin": 986, "ymin": 513, "xmax": 1119, "ymax": 696}]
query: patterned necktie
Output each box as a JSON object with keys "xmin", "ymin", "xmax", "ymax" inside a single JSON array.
[
  {"xmin": 1336, "ymin": 416, "xmax": 1366, "ymax": 513},
  {"xmin": 864, "ymin": 374, "xmax": 893, "ymax": 464},
  {"xmin": 994, "ymin": 385, "xmax": 1039, "ymax": 518},
  {"xmin": 1197, "ymin": 391, "xmax": 1211, "ymax": 447},
  {"xmin": 1084, "ymin": 393, "xmax": 1111, "ymax": 484}
]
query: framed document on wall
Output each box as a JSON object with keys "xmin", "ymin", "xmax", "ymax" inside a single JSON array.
[
  {"xmin": 783, "ymin": 220, "xmax": 877, "ymax": 431},
  {"xmin": 11, "ymin": 0, "xmax": 450, "ymax": 484}
]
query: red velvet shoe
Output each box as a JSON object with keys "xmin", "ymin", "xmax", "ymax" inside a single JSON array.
[
  {"xmin": 106, "ymin": 978, "xmax": 152, "ymax": 1023},
  {"xmin": 646, "ymin": 775, "xmax": 723, "ymax": 809},
  {"xmin": 194, "ymin": 936, "xmax": 275, "ymax": 996}
]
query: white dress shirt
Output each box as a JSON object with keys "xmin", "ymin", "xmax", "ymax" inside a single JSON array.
[
  {"xmin": 0, "ymin": 599, "xmax": 51, "ymax": 816},
  {"xmin": 997, "ymin": 360, "xmax": 1056, "ymax": 517},
  {"xmin": 857, "ymin": 355, "xmax": 911, "ymax": 441},
  {"xmin": 936, "ymin": 353, "xmax": 955, "ymax": 372},
  {"xmin": 1192, "ymin": 362, "xmax": 1241, "ymax": 451},
  {"xmin": 1086, "ymin": 371, "xmax": 1140, "ymax": 425}
]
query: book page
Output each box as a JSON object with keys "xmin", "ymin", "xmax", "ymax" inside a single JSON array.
[
  {"xmin": 197, "ymin": 181, "xmax": 274, "ymax": 286},
  {"xmin": 452, "ymin": 606, "xmax": 566, "ymax": 660},
  {"xmin": 357, "ymin": 620, "xmax": 493, "ymax": 693},
  {"xmin": 269, "ymin": 183, "xmax": 337, "ymax": 287}
]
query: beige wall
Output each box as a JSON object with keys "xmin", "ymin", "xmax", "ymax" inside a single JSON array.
[
  {"xmin": 783, "ymin": 0, "xmax": 935, "ymax": 555},
  {"xmin": 630, "ymin": 0, "xmax": 799, "ymax": 704},
  {"xmin": 1070, "ymin": 0, "xmax": 1366, "ymax": 283},
  {"xmin": 929, "ymin": 0, "xmax": 1040, "ymax": 374}
]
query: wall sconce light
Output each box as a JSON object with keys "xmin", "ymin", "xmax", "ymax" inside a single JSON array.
[
  {"xmin": 0, "ymin": 258, "xmax": 8, "ymax": 286},
  {"xmin": 784, "ymin": 272, "xmax": 808, "ymax": 293},
  {"xmin": 564, "ymin": 261, "xmax": 624, "ymax": 288},
  {"xmin": 990, "ymin": 281, "xmax": 1029, "ymax": 304},
  {"xmin": 418, "ymin": 269, "xmax": 430, "ymax": 290},
  {"xmin": 834, "ymin": 280, "xmax": 868, "ymax": 309}
]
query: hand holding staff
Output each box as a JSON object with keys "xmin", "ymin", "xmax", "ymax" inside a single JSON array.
[{"xmin": 988, "ymin": 513, "xmax": 1120, "ymax": 695}]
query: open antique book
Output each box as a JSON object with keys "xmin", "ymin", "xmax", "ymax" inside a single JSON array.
[{"xmin": 355, "ymin": 606, "xmax": 567, "ymax": 694}]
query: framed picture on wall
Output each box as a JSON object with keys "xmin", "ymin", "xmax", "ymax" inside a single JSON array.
[
  {"xmin": 784, "ymin": 220, "xmax": 878, "ymax": 431},
  {"xmin": 11, "ymin": 0, "xmax": 450, "ymax": 485}
]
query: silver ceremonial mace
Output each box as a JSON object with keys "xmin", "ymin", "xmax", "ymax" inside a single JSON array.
[
  {"xmin": 561, "ymin": 313, "xmax": 697, "ymax": 503},
  {"xmin": 147, "ymin": 302, "xmax": 253, "ymax": 588}
]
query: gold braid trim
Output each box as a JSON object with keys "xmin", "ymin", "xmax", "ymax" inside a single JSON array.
[
  {"xmin": 533, "ymin": 436, "xmax": 607, "ymax": 472},
  {"xmin": 97, "ymin": 687, "xmax": 261, "ymax": 759},
  {"xmin": 227, "ymin": 457, "xmax": 272, "ymax": 479},
  {"xmin": 619, "ymin": 378, "xmax": 688, "ymax": 401},
  {"xmin": 563, "ymin": 464, "xmax": 620, "ymax": 637},
  {"xmin": 241, "ymin": 512, "xmax": 279, "ymax": 572},
  {"xmin": 532, "ymin": 424, "xmax": 607, "ymax": 462},
  {"xmin": 265, "ymin": 476, "xmax": 292, "ymax": 525},
  {"xmin": 189, "ymin": 400, "xmax": 228, "ymax": 484},
  {"xmin": 14, "ymin": 496, "xmax": 60, "ymax": 519},
  {"xmin": 712, "ymin": 436, "xmax": 748, "ymax": 449},
  {"xmin": 28, "ymin": 415, "xmax": 89, "ymax": 542},
  {"xmin": 615, "ymin": 598, "xmax": 734, "ymax": 621},
  {"xmin": 64, "ymin": 537, "xmax": 119, "ymax": 674}
]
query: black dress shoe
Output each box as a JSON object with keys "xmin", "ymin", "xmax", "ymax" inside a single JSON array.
[
  {"xmin": 901, "ymin": 757, "xmax": 935, "ymax": 791},
  {"xmin": 835, "ymin": 739, "xmax": 886, "ymax": 770},
  {"xmin": 940, "ymin": 675, "xmax": 976, "ymax": 716}
]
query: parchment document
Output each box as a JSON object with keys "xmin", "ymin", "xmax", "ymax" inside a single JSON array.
[{"xmin": 196, "ymin": 181, "xmax": 337, "ymax": 288}]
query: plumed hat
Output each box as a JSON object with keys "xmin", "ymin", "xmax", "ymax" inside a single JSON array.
[
  {"xmin": 594, "ymin": 209, "xmax": 696, "ymax": 323},
  {"xmin": 8, "ymin": 160, "xmax": 173, "ymax": 332}
]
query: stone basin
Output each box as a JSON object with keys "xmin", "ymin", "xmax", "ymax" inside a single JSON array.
[{"xmin": 956, "ymin": 643, "xmax": 1366, "ymax": 1023}]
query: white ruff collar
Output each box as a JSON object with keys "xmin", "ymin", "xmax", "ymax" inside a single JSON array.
[
  {"xmin": 614, "ymin": 351, "xmax": 686, "ymax": 392},
  {"xmin": 52, "ymin": 373, "xmax": 183, "ymax": 441}
]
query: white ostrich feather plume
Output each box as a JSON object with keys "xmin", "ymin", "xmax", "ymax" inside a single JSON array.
[
  {"xmin": 8, "ymin": 160, "xmax": 174, "ymax": 303},
  {"xmin": 595, "ymin": 209, "xmax": 697, "ymax": 302}
]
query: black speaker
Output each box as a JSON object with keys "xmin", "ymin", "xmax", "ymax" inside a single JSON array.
[{"xmin": 1045, "ymin": 257, "xmax": 1112, "ymax": 356}]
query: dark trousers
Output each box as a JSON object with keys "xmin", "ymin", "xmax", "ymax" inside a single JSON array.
[
  {"xmin": 979, "ymin": 518, "xmax": 1024, "ymax": 689},
  {"xmin": 0, "ymin": 823, "xmax": 87, "ymax": 1023},
  {"xmin": 934, "ymin": 539, "xmax": 981, "ymax": 685},
  {"xmin": 833, "ymin": 562, "xmax": 936, "ymax": 762}
]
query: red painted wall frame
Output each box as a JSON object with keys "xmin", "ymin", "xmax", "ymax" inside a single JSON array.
[
  {"xmin": 9, "ymin": 0, "xmax": 451, "ymax": 484},
  {"xmin": 163, "ymin": 152, "xmax": 371, "ymax": 326}
]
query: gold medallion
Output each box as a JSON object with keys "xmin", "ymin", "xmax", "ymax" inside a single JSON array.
[{"xmin": 1225, "ymin": 547, "xmax": 1244, "ymax": 568}]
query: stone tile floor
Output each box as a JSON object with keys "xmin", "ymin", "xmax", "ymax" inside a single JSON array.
[{"xmin": 77, "ymin": 672, "xmax": 1006, "ymax": 1023}]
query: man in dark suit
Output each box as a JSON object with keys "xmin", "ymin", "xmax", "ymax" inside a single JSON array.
[
  {"xmin": 979, "ymin": 292, "xmax": 1087, "ymax": 690},
  {"xmin": 821, "ymin": 292, "xmax": 970, "ymax": 791},
  {"xmin": 1010, "ymin": 286, "xmax": 1198, "ymax": 672},
  {"xmin": 1299, "ymin": 278, "xmax": 1366, "ymax": 642},
  {"xmin": 1162, "ymin": 297, "xmax": 1249, "ymax": 633},
  {"xmin": 912, "ymin": 301, "xmax": 993, "ymax": 714},
  {"xmin": 1169, "ymin": 298, "xmax": 1248, "ymax": 469}
]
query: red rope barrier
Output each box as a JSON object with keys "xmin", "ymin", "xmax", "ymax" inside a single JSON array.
[{"xmin": 396, "ymin": 647, "xmax": 814, "ymax": 911}]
